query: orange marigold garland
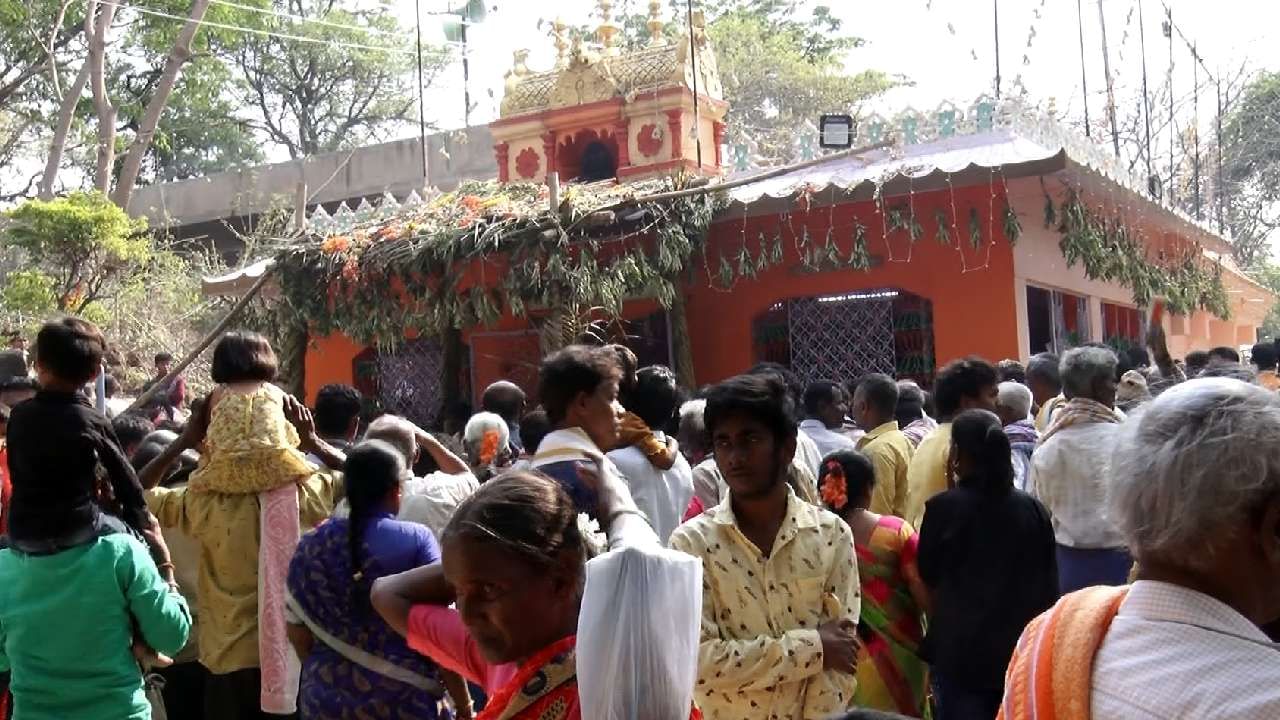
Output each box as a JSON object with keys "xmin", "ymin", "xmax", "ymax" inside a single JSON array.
[{"xmin": 479, "ymin": 429, "xmax": 502, "ymax": 465}]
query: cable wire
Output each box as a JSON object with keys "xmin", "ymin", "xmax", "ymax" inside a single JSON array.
[
  {"xmin": 96, "ymin": 0, "xmax": 427, "ymax": 55},
  {"xmin": 206, "ymin": 0, "xmax": 410, "ymax": 38}
]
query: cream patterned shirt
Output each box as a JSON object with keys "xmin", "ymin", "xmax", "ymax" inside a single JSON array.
[{"xmin": 669, "ymin": 487, "xmax": 860, "ymax": 720}]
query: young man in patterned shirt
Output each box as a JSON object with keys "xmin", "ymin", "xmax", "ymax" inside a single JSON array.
[{"xmin": 670, "ymin": 373, "xmax": 861, "ymax": 720}]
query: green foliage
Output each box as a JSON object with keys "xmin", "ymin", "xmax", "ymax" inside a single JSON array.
[
  {"xmin": 273, "ymin": 179, "xmax": 722, "ymax": 347},
  {"xmin": 1, "ymin": 191, "xmax": 150, "ymax": 312},
  {"xmin": 1056, "ymin": 189, "xmax": 1229, "ymax": 318},
  {"xmin": 706, "ymin": 10, "xmax": 896, "ymax": 160},
  {"xmin": 233, "ymin": 0, "xmax": 437, "ymax": 158},
  {"xmin": 0, "ymin": 271, "xmax": 58, "ymax": 325},
  {"xmin": 1251, "ymin": 263, "xmax": 1280, "ymax": 342},
  {"xmin": 1220, "ymin": 71, "xmax": 1280, "ymax": 270}
]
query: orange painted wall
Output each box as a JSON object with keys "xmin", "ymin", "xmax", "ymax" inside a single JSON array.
[
  {"xmin": 304, "ymin": 333, "xmax": 366, "ymax": 404},
  {"xmin": 303, "ymin": 184, "xmax": 1021, "ymax": 397},
  {"xmin": 683, "ymin": 185, "xmax": 1020, "ymax": 385}
]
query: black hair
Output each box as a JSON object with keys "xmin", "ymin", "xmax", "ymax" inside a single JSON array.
[
  {"xmin": 1185, "ymin": 350, "xmax": 1211, "ymax": 375},
  {"xmin": 996, "ymin": 359, "xmax": 1027, "ymax": 385},
  {"xmin": 951, "ymin": 409, "xmax": 1014, "ymax": 494},
  {"xmin": 0, "ymin": 403, "xmax": 8, "ymax": 425},
  {"xmin": 817, "ymin": 449, "xmax": 877, "ymax": 512},
  {"xmin": 894, "ymin": 382, "xmax": 925, "ymax": 427},
  {"xmin": 704, "ymin": 373, "xmax": 797, "ymax": 445},
  {"xmin": 857, "ymin": 373, "xmax": 899, "ymax": 418},
  {"xmin": 933, "ymin": 357, "xmax": 998, "ymax": 420},
  {"xmin": 1207, "ymin": 346, "xmax": 1241, "ymax": 364},
  {"xmin": 1197, "ymin": 361, "xmax": 1257, "ymax": 383},
  {"xmin": 112, "ymin": 412, "xmax": 156, "ymax": 454},
  {"xmin": 103, "ymin": 374, "xmax": 119, "ymax": 397},
  {"xmin": 154, "ymin": 352, "xmax": 173, "ymax": 364},
  {"xmin": 747, "ymin": 362, "xmax": 804, "ymax": 410},
  {"xmin": 1025, "ymin": 352, "xmax": 1061, "ymax": 390},
  {"xmin": 518, "ymin": 409, "xmax": 552, "ymax": 454},
  {"xmin": 210, "ymin": 331, "xmax": 277, "ymax": 384},
  {"xmin": 606, "ymin": 344, "xmax": 639, "ymax": 395},
  {"xmin": 1125, "ymin": 347, "xmax": 1152, "ymax": 368},
  {"xmin": 314, "ymin": 383, "xmax": 363, "ymax": 438},
  {"xmin": 481, "ymin": 381, "xmax": 527, "ymax": 422},
  {"xmin": 35, "ymin": 317, "xmax": 105, "ymax": 386},
  {"xmin": 625, "ymin": 365, "xmax": 680, "ymax": 430},
  {"xmin": 1252, "ymin": 342, "xmax": 1278, "ymax": 371},
  {"xmin": 538, "ymin": 345, "xmax": 621, "ymax": 426},
  {"xmin": 444, "ymin": 470, "xmax": 587, "ymax": 576},
  {"xmin": 802, "ymin": 380, "xmax": 843, "ymax": 417},
  {"xmin": 343, "ymin": 440, "xmax": 407, "ymax": 610}
]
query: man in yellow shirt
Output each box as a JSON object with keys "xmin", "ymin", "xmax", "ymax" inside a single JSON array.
[
  {"xmin": 137, "ymin": 395, "xmax": 346, "ymax": 719},
  {"xmin": 905, "ymin": 358, "xmax": 1000, "ymax": 527},
  {"xmin": 851, "ymin": 373, "xmax": 914, "ymax": 517},
  {"xmin": 670, "ymin": 374, "xmax": 861, "ymax": 720}
]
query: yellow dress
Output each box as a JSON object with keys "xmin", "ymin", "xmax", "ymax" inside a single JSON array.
[{"xmin": 187, "ymin": 383, "xmax": 315, "ymax": 495}]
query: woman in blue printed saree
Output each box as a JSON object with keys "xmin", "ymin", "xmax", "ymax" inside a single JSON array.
[{"xmin": 286, "ymin": 440, "xmax": 471, "ymax": 719}]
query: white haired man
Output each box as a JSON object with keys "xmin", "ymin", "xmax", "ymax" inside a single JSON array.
[
  {"xmin": 995, "ymin": 381, "xmax": 1037, "ymax": 492},
  {"xmin": 363, "ymin": 414, "xmax": 476, "ymax": 539},
  {"xmin": 1028, "ymin": 346, "xmax": 1128, "ymax": 595},
  {"xmin": 1001, "ymin": 378, "xmax": 1280, "ymax": 718}
]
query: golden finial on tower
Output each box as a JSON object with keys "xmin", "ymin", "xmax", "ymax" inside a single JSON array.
[
  {"xmin": 552, "ymin": 17, "xmax": 569, "ymax": 68},
  {"xmin": 596, "ymin": 0, "xmax": 620, "ymax": 56},
  {"xmin": 647, "ymin": 0, "xmax": 665, "ymax": 46}
]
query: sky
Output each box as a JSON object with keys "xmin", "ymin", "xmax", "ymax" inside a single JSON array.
[{"xmin": 408, "ymin": 0, "xmax": 1280, "ymax": 135}]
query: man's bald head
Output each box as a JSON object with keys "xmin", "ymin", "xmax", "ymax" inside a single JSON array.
[{"xmin": 481, "ymin": 380, "xmax": 526, "ymax": 423}]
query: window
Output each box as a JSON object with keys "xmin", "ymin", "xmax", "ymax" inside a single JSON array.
[
  {"xmin": 1102, "ymin": 302, "xmax": 1143, "ymax": 350},
  {"xmin": 1026, "ymin": 285, "xmax": 1090, "ymax": 355}
]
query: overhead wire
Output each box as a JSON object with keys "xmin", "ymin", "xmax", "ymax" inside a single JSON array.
[
  {"xmin": 94, "ymin": 0, "xmax": 435, "ymax": 55},
  {"xmin": 205, "ymin": 0, "xmax": 411, "ymax": 38}
]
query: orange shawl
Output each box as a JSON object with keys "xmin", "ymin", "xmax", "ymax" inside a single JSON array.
[{"xmin": 998, "ymin": 586, "xmax": 1129, "ymax": 720}]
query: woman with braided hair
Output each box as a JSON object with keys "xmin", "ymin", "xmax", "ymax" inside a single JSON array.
[{"xmin": 285, "ymin": 440, "xmax": 469, "ymax": 718}]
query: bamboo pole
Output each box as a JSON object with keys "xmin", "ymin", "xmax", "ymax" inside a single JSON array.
[{"xmin": 124, "ymin": 266, "xmax": 276, "ymax": 414}]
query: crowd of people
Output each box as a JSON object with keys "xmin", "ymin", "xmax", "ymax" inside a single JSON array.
[{"xmin": 0, "ymin": 316, "xmax": 1277, "ymax": 720}]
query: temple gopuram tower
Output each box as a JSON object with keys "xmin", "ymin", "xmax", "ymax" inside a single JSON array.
[{"xmin": 490, "ymin": 0, "xmax": 728, "ymax": 184}]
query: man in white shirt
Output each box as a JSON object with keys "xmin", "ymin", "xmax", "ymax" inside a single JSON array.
[
  {"xmin": 1029, "ymin": 346, "xmax": 1129, "ymax": 595},
  {"xmin": 1003, "ymin": 378, "xmax": 1280, "ymax": 719},
  {"xmin": 363, "ymin": 414, "xmax": 477, "ymax": 539},
  {"xmin": 608, "ymin": 366, "xmax": 693, "ymax": 544},
  {"xmin": 797, "ymin": 380, "xmax": 857, "ymax": 471}
]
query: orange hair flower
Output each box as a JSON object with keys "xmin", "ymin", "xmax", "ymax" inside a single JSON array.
[
  {"xmin": 819, "ymin": 459, "xmax": 848, "ymax": 511},
  {"xmin": 479, "ymin": 428, "xmax": 502, "ymax": 465}
]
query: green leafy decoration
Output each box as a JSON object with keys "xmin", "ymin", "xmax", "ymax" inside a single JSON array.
[
  {"xmin": 968, "ymin": 207, "xmax": 983, "ymax": 249},
  {"xmin": 934, "ymin": 209, "xmax": 951, "ymax": 246},
  {"xmin": 1056, "ymin": 190, "xmax": 1229, "ymax": 318},
  {"xmin": 849, "ymin": 222, "xmax": 871, "ymax": 271},
  {"xmin": 1003, "ymin": 204, "xmax": 1022, "ymax": 245}
]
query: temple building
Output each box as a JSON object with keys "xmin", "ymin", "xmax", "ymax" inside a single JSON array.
[{"xmin": 206, "ymin": 4, "xmax": 1272, "ymax": 424}]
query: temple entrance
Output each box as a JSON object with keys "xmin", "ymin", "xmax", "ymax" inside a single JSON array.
[{"xmin": 752, "ymin": 288, "xmax": 937, "ymax": 386}]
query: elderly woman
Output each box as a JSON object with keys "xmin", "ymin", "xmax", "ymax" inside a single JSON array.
[
  {"xmin": 1028, "ymin": 346, "xmax": 1129, "ymax": 595},
  {"xmin": 461, "ymin": 411, "xmax": 512, "ymax": 481},
  {"xmin": 1000, "ymin": 378, "xmax": 1280, "ymax": 718},
  {"xmin": 995, "ymin": 381, "xmax": 1037, "ymax": 492}
]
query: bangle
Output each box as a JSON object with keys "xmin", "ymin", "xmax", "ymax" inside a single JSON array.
[{"xmin": 157, "ymin": 561, "xmax": 175, "ymax": 571}]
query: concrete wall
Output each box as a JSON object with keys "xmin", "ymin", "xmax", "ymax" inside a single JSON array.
[{"xmin": 128, "ymin": 126, "xmax": 498, "ymax": 231}]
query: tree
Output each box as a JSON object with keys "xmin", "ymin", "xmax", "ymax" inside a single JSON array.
[
  {"xmin": 233, "ymin": 0, "xmax": 441, "ymax": 158},
  {"xmin": 612, "ymin": 1, "xmax": 898, "ymax": 161},
  {"xmin": 1218, "ymin": 71, "xmax": 1280, "ymax": 270},
  {"xmin": 1, "ymin": 191, "xmax": 151, "ymax": 314}
]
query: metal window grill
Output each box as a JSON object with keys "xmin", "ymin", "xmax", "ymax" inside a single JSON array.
[
  {"xmin": 376, "ymin": 337, "xmax": 444, "ymax": 429},
  {"xmin": 788, "ymin": 294, "xmax": 896, "ymax": 386}
]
